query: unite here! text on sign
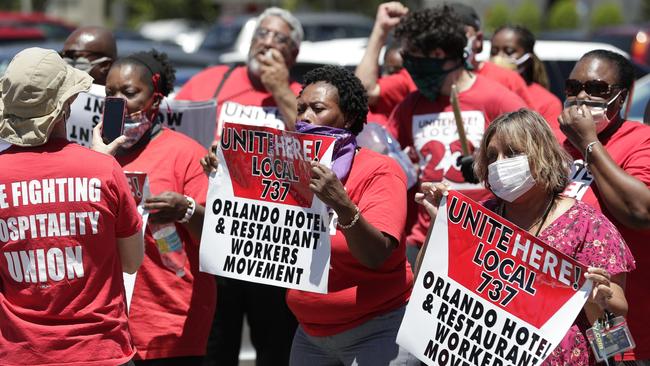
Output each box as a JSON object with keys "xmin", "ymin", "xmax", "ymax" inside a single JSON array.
[
  {"xmin": 199, "ymin": 123, "xmax": 336, "ymax": 293},
  {"xmin": 397, "ymin": 190, "xmax": 591, "ymax": 366}
]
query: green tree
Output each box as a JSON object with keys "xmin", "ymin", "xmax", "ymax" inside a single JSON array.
[
  {"xmin": 123, "ymin": 0, "xmax": 219, "ymax": 28},
  {"xmin": 485, "ymin": 1, "xmax": 510, "ymax": 34},
  {"xmin": 590, "ymin": 2, "xmax": 624, "ymax": 29},
  {"xmin": 513, "ymin": 0, "xmax": 542, "ymax": 33},
  {"xmin": 643, "ymin": 0, "xmax": 650, "ymax": 21},
  {"xmin": 547, "ymin": 0, "xmax": 579, "ymax": 30}
]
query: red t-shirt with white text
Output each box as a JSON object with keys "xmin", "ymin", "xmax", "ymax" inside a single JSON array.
[
  {"xmin": 175, "ymin": 65, "xmax": 302, "ymax": 137},
  {"xmin": 388, "ymin": 75, "xmax": 527, "ymax": 246},
  {"xmin": 116, "ymin": 129, "xmax": 216, "ymax": 360},
  {"xmin": 0, "ymin": 139, "xmax": 141, "ymax": 366},
  {"xmin": 286, "ymin": 149, "xmax": 414, "ymax": 336},
  {"xmin": 561, "ymin": 120, "xmax": 650, "ymax": 360},
  {"xmin": 527, "ymin": 82, "xmax": 562, "ymax": 129}
]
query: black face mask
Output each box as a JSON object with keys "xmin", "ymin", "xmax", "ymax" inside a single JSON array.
[{"xmin": 402, "ymin": 54, "xmax": 463, "ymax": 101}]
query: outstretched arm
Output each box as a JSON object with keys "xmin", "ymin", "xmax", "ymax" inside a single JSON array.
[{"xmin": 355, "ymin": 2, "xmax": 408, "ymax": 107}]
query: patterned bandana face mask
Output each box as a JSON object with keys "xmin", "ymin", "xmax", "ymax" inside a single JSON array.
[
  {"xmin": 402, "ymin": 54, "xmax": 462, "ymax": 101},
  {"xmin": 121, "ymin": 110, "xmax": 153, "ymax": 149}
]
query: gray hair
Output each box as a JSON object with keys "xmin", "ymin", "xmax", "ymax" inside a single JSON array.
[{"xmin": 256, "ymin": 7, "xmax": 303, "ymax": 47}]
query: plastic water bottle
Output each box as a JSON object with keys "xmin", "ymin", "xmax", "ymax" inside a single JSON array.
[{"xmin": 150, "ymin": 223, "xmax": 187, "ymax": 277}]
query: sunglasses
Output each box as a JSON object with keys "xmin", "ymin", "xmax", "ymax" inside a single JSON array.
[{"xmin": 565, "ymin": 79, "xmax": 622, "ymax": 99}]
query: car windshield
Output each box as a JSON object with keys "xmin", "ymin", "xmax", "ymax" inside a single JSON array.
[{"xmin": 200, "ymin": 22, "xmax": 243, "ymax": 52}]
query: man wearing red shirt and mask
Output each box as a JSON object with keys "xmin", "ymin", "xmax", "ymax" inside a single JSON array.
[
  {"xmin": 386, "ymin": 5, "xmax": 526, "ymax": 266},
  {"xmin": 175, "ymin": 7, "xmax": 302, "ymax": 366},
  {"xmin": 356, "ymin": 1, "xmax": 533, "ymax": 122}
]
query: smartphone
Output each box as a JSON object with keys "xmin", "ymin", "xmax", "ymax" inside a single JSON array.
[{"xmin": 102, "ymin": 97, "xmax": 127, "ymax": 143}]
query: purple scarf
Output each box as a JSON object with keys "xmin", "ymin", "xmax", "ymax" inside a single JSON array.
[{"xmin": 295, "ymin": 121, "xmax": 357, "ymax": 181}]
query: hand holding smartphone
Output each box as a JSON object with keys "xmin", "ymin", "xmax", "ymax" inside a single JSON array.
[{"xmin": 102, "ymin": 97, "xmax": 127, "ymax": 143}]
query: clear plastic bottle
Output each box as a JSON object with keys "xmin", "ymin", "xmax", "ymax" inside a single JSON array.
[{"xmin": 150, "ymin": 222, "xmax": 186, "ymax": 277}]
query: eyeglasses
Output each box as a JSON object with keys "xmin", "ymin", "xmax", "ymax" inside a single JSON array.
[
  {"xmin": 565, "ymin": 79, "xmax": 622, "ymax": 99},
  {"xmin": 253, "ymin": 28, "xmax": 293, "ymax": 46}
]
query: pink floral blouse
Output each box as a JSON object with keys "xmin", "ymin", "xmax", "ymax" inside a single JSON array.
[{"xmin": 487, "ymin": 199, "xmax": 635, "ymax": 365}]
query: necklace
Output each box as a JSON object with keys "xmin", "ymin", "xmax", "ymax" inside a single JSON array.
[{"xmin": 499, "ymin": 196, "xmax": 555, "ymax": 237}]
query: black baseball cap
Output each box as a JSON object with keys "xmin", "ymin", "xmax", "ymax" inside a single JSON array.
[{"xmin": 448, "ymin": 2, "xmax": 481, "ymax": 30}]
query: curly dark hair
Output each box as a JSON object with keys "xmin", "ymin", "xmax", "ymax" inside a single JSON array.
[
  {"xmin": 300, "ymin": 65, "xmax": 368, "ymax": 135},
  {"xmin": 395, "ymin": 5, "xmax": 467, "ymax": 59},
  {"xmin": 113, "ymin": 49, "xmax": 176, "ymax": 97}
]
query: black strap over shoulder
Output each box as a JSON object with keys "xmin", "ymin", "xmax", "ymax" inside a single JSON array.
[{"xmin": 212, "ymin": 64, "xmax": 238, "ymax": 100}]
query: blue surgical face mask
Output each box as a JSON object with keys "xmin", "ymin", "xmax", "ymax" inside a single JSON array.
[{"xmin": 402, "ymin": 54, "xmax": 462, "ymax": 101}]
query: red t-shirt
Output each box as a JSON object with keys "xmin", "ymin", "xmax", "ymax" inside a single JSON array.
[
  {"xmin": 175, "ymin": 65, "xmax": 302, "ymax": 137},
  {"xmin": 286, "ymin": 149, "xmax": 414, "ymax": 337},
  {"xmin": 373, "ymin": 61, "xmax": 534, "ymax": 121},
  {"xmin": 388, "ymin": 75, "xmax": 527, "ymax": 246},
  {"xmin": 0, "ymin": 139, "xmax": 142, "ymax": 366},
  {"xmin": 375, "ymin": 68, "xmax": 417, "ymax": 119},
  {"xmin": 116, "ymin": 129, "xmax": 216, "ymax": 360},
  {"xmin": 560, "ymin": 120, "xmax": 650, "ymax": 360},
  {"xmin": 477, "ymin": 61, "xmax": 534, "ymax": 108},
  {"xmin": 527, "ymin": 82, "xmax": 562, "ymax": 129}
]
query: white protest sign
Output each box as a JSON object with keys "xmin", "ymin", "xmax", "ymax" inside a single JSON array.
[
  {"xmin": 66, "ymin": 90, "xmax": 217, "ymax": 149},
  {"xmin": 67, "ymin": 84, "xmax": 105, "ymax": 147},
  {"xmin": 200, "ymin": 122, "xmax": 335, "ymax": 293},
  {"xmin": 123, "ymin": 171, "xmax": 151, "ymax": 312},
  {"xmin": 217, "ymin": 101, "xmax": 285, "ymax": 137},
  {"xmin": 397, "ymin": 191, "xmax": 591, "ymax": 366},
  {"xmin": 562, "ymin": 159, "xmax": 594, "ymax": 201}
]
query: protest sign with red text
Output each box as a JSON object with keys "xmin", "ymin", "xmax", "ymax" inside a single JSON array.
[
  {"xmin": 397, "ymin": 190, "xmax": 591, "ymax": 366},
  {"xmin": 199, "ymin": 123, "xmax": 336, "ymax": 293}
]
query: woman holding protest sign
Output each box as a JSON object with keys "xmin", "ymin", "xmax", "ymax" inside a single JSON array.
[
  {"xmin": 280, "ymin": 65, "xmax": 418, "ymax": 365},
  {"xmin": 416, "ymin": 109, "xmax": 634, "ymax": 365},
  {"xmin": 91, "ymin": 50, "xmax": 215, "ymax": 365}
]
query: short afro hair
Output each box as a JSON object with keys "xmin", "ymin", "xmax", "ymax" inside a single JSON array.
[
  {"xmin": 113, "ymin": 49, "xmax": 176, "ymax": 97},
  {"xmin": 300, "ymin": 65, "xmax": 368, "ymax": 135},
  {"xmin": 395, "ymin": 5, "xmax": 467, "ymax": 59}
]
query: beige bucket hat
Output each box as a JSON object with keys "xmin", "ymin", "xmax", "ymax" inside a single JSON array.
[{"xmin": 0, "ymin": 47, "xmax": 92, "ymax": 146}]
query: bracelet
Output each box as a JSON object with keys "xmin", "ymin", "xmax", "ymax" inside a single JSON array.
[
  {"xmin": 337, "ymin": 205, "xmax": 360, "ymax": 230},
  {"xmin": 584, "ymin": 141, "xmax": 599, "ymax": 166},
  {"xmin": 178, "ymin": 195, "xmax": 196, "ymax": 223}
]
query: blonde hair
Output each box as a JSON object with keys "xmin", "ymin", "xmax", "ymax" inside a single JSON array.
[{"xmin": 474, "ymin": 109, "xmax": 572, "ymax": 195}]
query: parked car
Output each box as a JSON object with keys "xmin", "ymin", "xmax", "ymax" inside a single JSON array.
[
  {"xmin": 590, "ymin": 25, "xmax": 650, "ymax": 67},
  {"xmin": 0, "ymin": 12, "xmax": 74, "ymax": 40},
  {"xmin": 625, "ymin": 73, "xmax": 650, "ymax": 123},
  {"xmin": 200, "ymin": 12, "xmax": 373, "ymax": 58}
]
